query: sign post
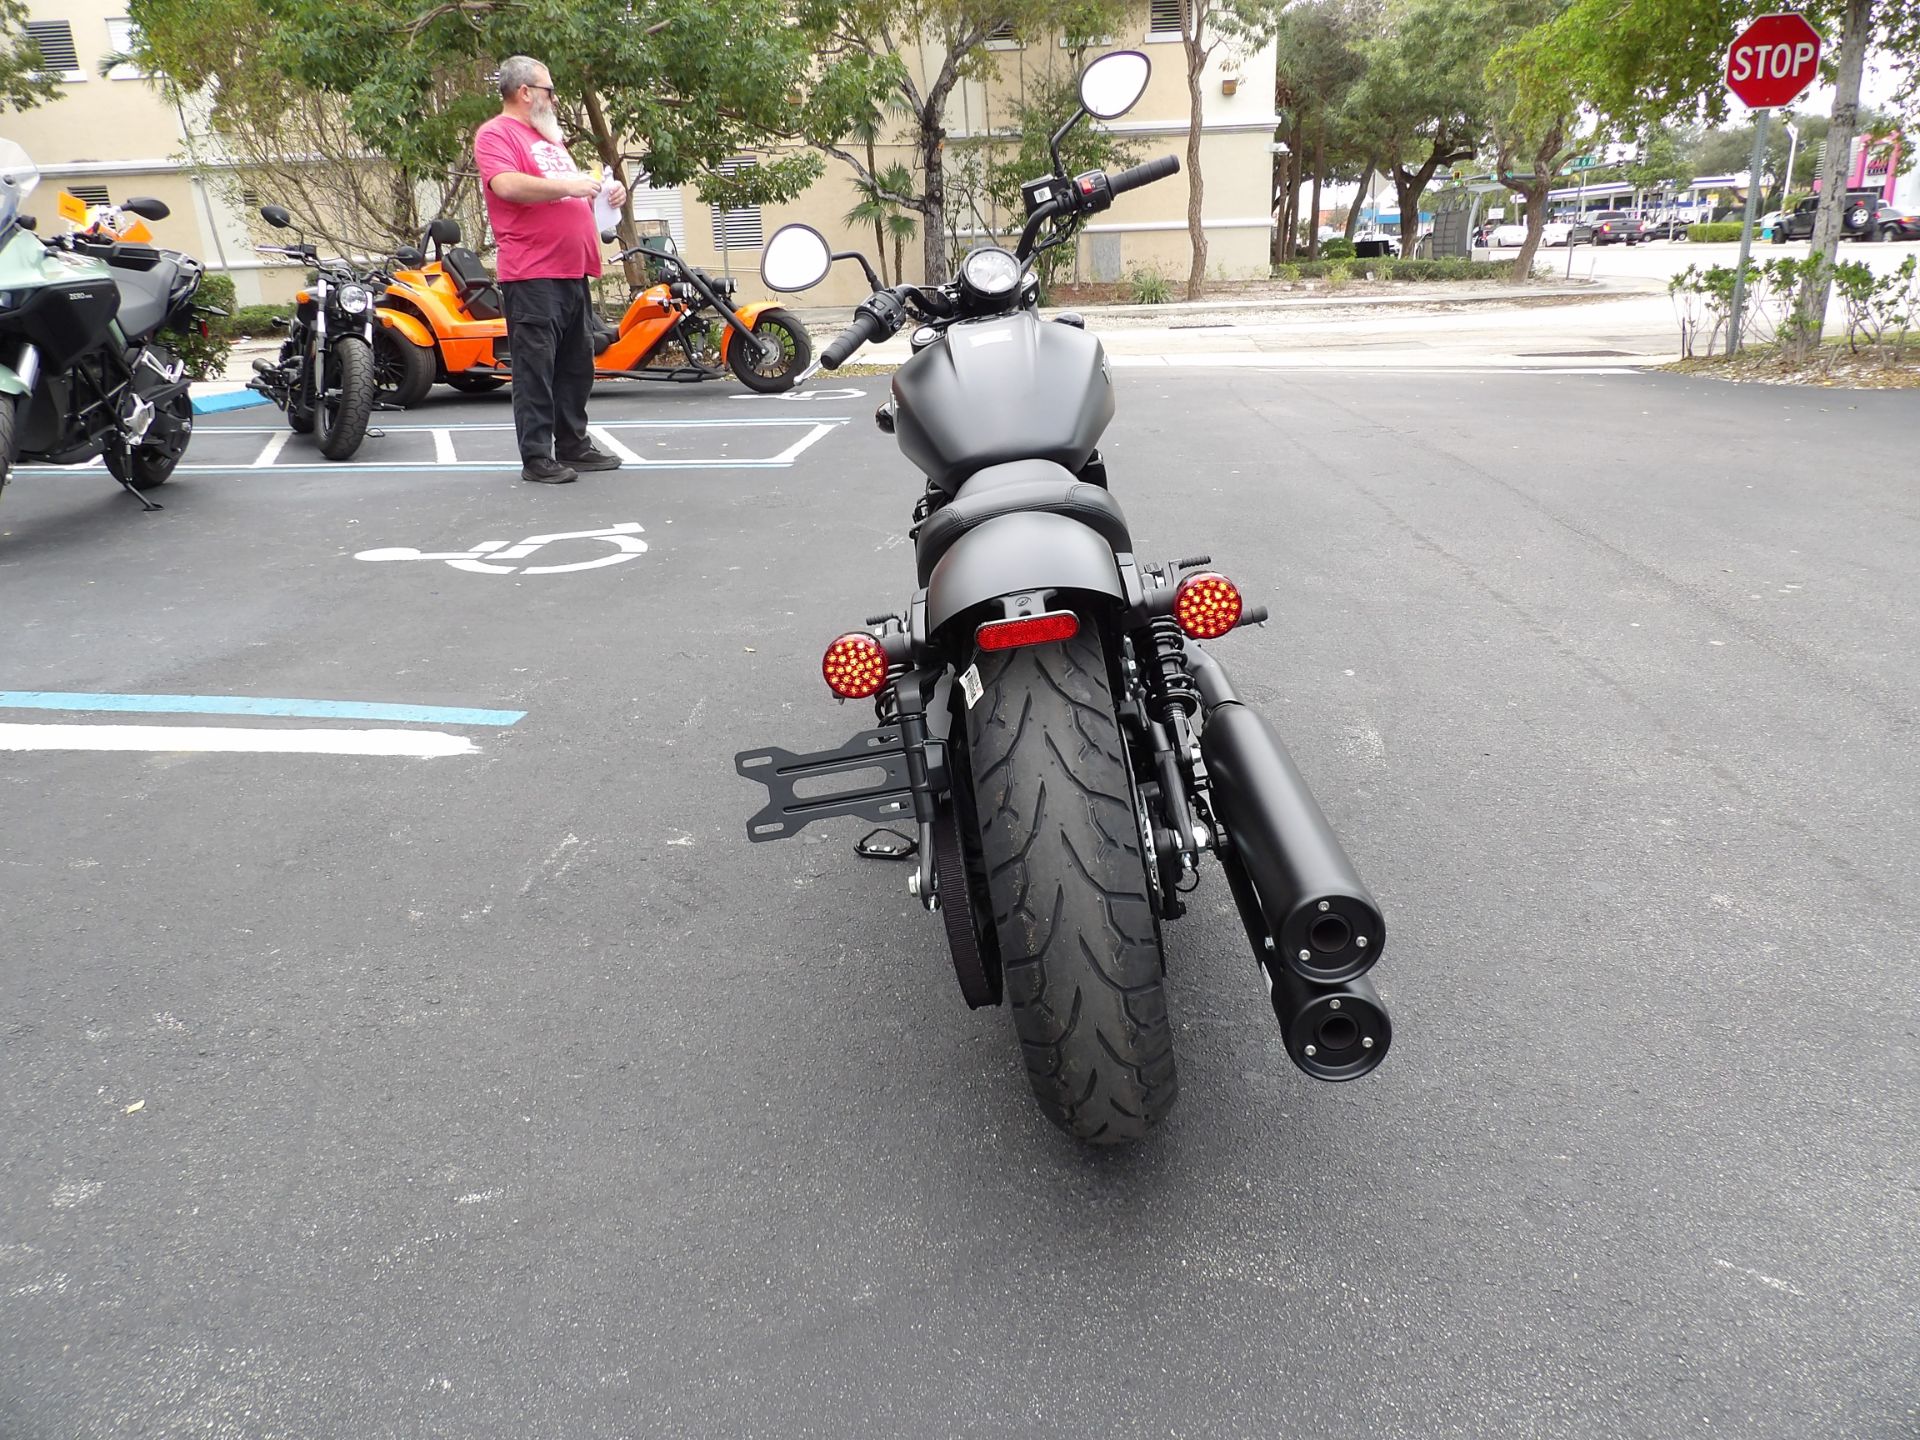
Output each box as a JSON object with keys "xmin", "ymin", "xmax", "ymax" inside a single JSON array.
[{"xmin": 1724, "ymin": 12, "xmax": 1823, "ymax": 354}]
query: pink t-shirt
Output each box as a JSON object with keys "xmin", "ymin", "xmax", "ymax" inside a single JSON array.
[{"xmin": 474, "ymin": 114, "xmax": 603, "ymax": 283}]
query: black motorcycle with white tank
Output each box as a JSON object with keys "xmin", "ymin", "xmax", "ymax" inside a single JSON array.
[
  {"xmin": 736, "ymin": 52, "xmax": 1393, "ymax": 1144},
  {"xmin": 0, "ymin": 141, "xmax": 206, "ymax": 508},
  {"xmin": 246, "ymin": 204, "xmax": 380, "ymax": 461}
]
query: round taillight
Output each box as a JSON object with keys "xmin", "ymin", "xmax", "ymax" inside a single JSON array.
[
  {"xmin": 1172, "ymin": 572, "xmax": 1243, "ymax": 640},
  {"xmin": 822, "ymin": 632, "xmax": 889, "ymax": 699}
]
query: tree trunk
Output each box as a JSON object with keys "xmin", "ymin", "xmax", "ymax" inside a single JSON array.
[
  {"xmin": 1345, "ymin": 163, "xmax": 1373, "ymax": 241},
  {"xmin": 1271, "ymin": 144, "xmax": 1292, "ymax": 267},
  {"xmin": 1510, "ymin": 183, "xmax": 1548, "ymax": 278},
  {"xmin": 866, "ymin": 134, "xmax": 889, "ymax": 287},
  {"xmin": 1798, "ymin": 0, "xmax": 1871, "ymax": 340},
  {"xmin": 1184, "ymin": 42, "xmax": 1207, "ymax": 300},
  {"xmin": 919, "ymin": 117, "xmax": 947, "ymax": 286},
  {"xmin": 1287, "ymin": 116, "xmax": 1305, "ymax": 259},
  {"xmin": 1308, "ymin": 163, "xmax": 1322, "ymax": 259},
  {"xmin": 1393, "ymin": 172, "xmax": 1418, "ymax": 256},
  {"xmin": 582, "ymin": 89, "xmax": 642, "ymax": 287}
]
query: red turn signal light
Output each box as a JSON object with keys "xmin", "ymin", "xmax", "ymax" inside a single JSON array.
[
  {"xmin": 976, "ymin": 610, "xmax": 1080, "ymax": 652},
  {"xmin": 1172, "ymin": 572, "xmax": 1243, "ymax": 639},
  {"xmin": 822, "ymin": 632, "xmax": 889, "ymax": 699}
]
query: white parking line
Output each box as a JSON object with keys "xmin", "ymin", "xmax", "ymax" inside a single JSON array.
[
  {"xmin": 432, "ymin": 429, "xmax": 457, "ymax": 465},
  {"xmin": 587, "ymin": 426, "xmax": 647, "ymax": 465},
  {"xmin": 251, "ymin": 431, "xmax": 293, "ymax": 467},
  {"xmin": 0, "ymin": 723, "xmax": 478, "ymax": 758}
]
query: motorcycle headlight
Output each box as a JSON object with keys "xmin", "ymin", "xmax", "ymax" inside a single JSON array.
[
  {"xmin": 960, "ymin": 246, "xmax": 1022, "ymax": 299},
  {"xmin": 337, "ymin": 284, "xmax": 371, "ymax": 315}
]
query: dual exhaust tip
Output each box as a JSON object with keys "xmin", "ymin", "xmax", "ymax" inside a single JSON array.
[{"xmin": 1191, "ymin": 648, "xmax": 1392, "ymax": 1084}]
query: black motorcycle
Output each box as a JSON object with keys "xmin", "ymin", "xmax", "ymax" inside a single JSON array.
[
  {"xmin": 0, "ymin": 142, "xmax": 205, "ymax": 511},
  {"xmin": 737, "ymin": 52, "xmax": 1392, "ymax": 1145},
  {"xmin": 247, "ymin": 204, "xmax": 379, "ymax": 461}
]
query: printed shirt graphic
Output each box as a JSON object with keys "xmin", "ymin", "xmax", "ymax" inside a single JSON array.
[{"xmin": 474, "ymin": 114, "xmax": 603, "ymax": 283}]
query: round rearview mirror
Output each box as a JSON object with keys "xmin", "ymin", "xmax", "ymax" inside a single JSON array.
[
  {"xmin": 761, "ymin": 223, "xmax": 833, "ymax": 293},
  {"xmin": 259, "ymin": 204, "xmax": 292, "ymax": 229},
  {"xmin": 1079, "ymin": 50, "xmax": 1151, "ymax": 120}
]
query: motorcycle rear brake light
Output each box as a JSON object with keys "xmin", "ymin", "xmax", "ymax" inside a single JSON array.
[
  {"xmin": 976, "ymin": 611, "xmax": 1079, "ymax": 651},
  {"xmin": 1172, "ymin": 572, "xmax": 1243, "ymax": 640},
  {"xmin": 822, "ymin": 632, "xmax": 889, "ymax": 699}
]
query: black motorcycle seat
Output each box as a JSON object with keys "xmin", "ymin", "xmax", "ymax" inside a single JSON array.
[
  {"xmin": 444, "ymin": 246, "xmax": 504, "ymax": 320},
  {"xmin": 111, "ymin": 255, "xmax": 181, "ymax": 340},
  {"xmin": 915, "ymin": 458, "xmax": 1131, "ymax": 584}
]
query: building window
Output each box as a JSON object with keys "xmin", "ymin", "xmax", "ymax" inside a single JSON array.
[
  {"xmin": 24, "ymin": 19, "xmax": 84, "ymax": 79},
  {"xmin": 1147, "ymin": 0, "xmax": 1186, "ymax": 40},
  {"xmin": 985, "ymin": 19, "xmax": 1024, "ymax": 49},
  {"xmin": 104, "ymin": 18, "xmax": 149, "ymax": 79},
  {"xmin": 710, "ymin": 157, "xmax": 764, "ymax": 251},
  {"xmin": 69, "ymin": 184, "xmax": 112, "ymax": 208}
]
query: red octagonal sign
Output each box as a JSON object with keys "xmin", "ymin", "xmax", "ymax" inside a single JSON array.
[{"xmin": 1726, "ymin": 12, "xmax": 1823, "ymax": 108}]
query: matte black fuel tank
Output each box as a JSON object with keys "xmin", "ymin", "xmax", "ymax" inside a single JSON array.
[{"xmin": 891, "ymin": 312, "xmax": 1113, "ymax": 493}]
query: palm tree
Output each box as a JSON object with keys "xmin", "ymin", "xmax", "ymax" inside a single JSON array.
[
  {"xmin": 843, "ymin": 107, "xmax": 894, "ymax": 284},
  {"xmin": 876, "ymin": 163, "xmax": 918, "ymax": 288}
]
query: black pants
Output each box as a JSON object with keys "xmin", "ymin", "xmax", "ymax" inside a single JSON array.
[{"xmin": 501, "ymin": 277, "xmax": 594, "ymax": 462}]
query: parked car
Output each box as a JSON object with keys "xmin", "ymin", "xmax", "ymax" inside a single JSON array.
[
  {"xmin": 1755, "ymin": 210, "xmax": 1784, "ymax": 240},
  {"xmin": 1642, "ymin": 214, "xmax": 1692, "ymax": 240},
  {"xmin": 1774, "ymin": 193, "xmax": 1914, "ymax": 243},
  {"xmin": 1590, "ymin": 210, "xmax": 1642, "ymax": 245}
]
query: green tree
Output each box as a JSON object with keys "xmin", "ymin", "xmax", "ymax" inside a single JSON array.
[
  {"xmin": 815, "ymin": 0, "xmax": 1128, "ymax": 286},
  {"xmin": 1483, "ymin": 0, "xmax": 1583, "ymax": 279},
  {"xmin": 0, "ymin": 0, "xmax": 66, "ymax": 113},
  {"xmin": 1273, "ymin": 0, "xmax": 1370, "ymax": 262},
  {"xmin": 1343, "ymin": 0, "xmax": 1490, "ymax": 259},
  {"xmin": 1503, "ymin": 0, "xmax": 1920, "ymax": 336},
  {"xmin": 845, "ymin": 162, "xmax": 921, "ymax": 287}
]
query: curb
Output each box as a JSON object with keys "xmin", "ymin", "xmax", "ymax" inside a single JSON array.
[{"xmin": 192, "ymin": 386, "xmax": 271, "ymax": 415}]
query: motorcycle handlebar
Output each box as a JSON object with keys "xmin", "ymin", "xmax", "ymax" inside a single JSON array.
[
  {"xmin": 1108, "ymin": 155, "xmax": 1181, "ymax": 198},
  {"xmin": 820, "ymin": 308, "xmax": 883, "ymax": 370}
]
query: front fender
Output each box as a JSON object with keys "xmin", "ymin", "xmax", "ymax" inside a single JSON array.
[
  {"xmin": 717, "ymin": 300, "xmax": 778, "ymax": 361},
  {"xmin": 924, "ymin": 511, "xmax": 1123, "ymax": 636},
  {"xmin": 376, "ymin": 307, "xmax": 435, "ymax": 351}
]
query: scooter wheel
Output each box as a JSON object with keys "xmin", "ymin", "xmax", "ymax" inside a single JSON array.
[
  {"xmin": 374, "ymin": 328, "xmax": 436, "ymax": 408},
  {"xmin": 728, "ymin": 309, "xmax": 811, "ymax": 393}
]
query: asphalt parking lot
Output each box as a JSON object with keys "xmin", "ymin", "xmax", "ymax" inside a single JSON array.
[{"xmin": 3, "ymin": 368, "xmax": 1917, "ymax": 1439}]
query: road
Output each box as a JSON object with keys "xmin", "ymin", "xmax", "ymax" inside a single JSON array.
[{"xmin": 2, "ymin": 368, "xmax": 1917, "ymax": 1439}]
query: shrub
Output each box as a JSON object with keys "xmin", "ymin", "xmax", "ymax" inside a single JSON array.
[
  {"xmin": 163, "ymin": 271, "xmax": 234, "ymax": 381},
  {"xmin": 216, "ymin": 303, "xmax": 294, "ymax": 338},
  {"xmin": 1272, "ymin": 262, "xmax": 1300, "ymax": 283},
  {"xmin": 1319, "ymin": 237, "xmax": 1357, "ymax": 260},
  {"xmin": 1124, "ymin": 266, "xmax": 1173, "ymax": 304},
  {"xmin": 1688, "ymin": 222, "xmax": 1747, "ymax": 244},
  {"xmin": 1323, "ymin": 262, "xmax": 1352, "ymax": 290}
]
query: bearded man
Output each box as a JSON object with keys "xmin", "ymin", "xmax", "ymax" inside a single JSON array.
[{"xmin": 473, "ymin": 55, "xmax": 628, "ymax": 484}]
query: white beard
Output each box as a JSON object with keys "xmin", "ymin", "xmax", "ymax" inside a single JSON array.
[{"xmin": 529, "ymin": 98, "xmax": 564, "ymax": 146}]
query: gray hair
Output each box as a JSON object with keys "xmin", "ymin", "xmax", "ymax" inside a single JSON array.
[{"xmin": 497, "ymin": 56, "xmax": 547, "ymax": 99}]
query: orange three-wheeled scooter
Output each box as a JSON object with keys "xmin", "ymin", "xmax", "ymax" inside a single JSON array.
[{"xmin": 372, "ymin": 220, "xmax": 810, "ymax": 403}]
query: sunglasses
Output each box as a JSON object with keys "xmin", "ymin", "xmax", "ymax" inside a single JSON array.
[{"xmin": 524, "ymin": 83, "xmax": 556, "ymax": 97}]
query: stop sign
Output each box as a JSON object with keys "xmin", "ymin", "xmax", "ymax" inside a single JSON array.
[{"xmin": 1726, "ymin": 12, "xmax": 1822, "ymax": 108}]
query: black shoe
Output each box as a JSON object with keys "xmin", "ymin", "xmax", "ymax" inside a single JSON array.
[
  {"xmin": 557, "ymin": 442, "xmax": 620, "ymax": 472},
  {"xmin": 521, "ymin": 457, "xmax": 577, "ymax": 484}
]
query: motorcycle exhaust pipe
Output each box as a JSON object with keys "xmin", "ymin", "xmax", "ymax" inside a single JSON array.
[
  {"xmin": 1189, "ymin": 647, "xmax": 1385, "ymax": 985},
  {"xmin": 1265, "ymin": 964, "xmax": 1391, "ymax": 1081}
]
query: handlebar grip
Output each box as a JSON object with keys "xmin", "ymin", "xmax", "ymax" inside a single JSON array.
[
  {"xmin": 820, "ymin": 310, "xmax": 882, "ymax": 370},
  {"xmin": 1108, "ymin": 155, "xmax": 1181, "ymax": 197}
]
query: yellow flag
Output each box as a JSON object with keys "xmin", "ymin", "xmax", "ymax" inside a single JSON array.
[{"xmin": 57, "ymin": 190, "xmax": 90, "ymax": 225}]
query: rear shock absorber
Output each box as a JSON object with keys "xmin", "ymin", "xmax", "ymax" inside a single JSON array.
[{"xmin": 1145, "ymin": 615, "xmax": 1199, "ymax": 724}]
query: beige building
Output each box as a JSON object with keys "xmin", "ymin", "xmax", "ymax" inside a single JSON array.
[{"xmin": 6, "ymin": 1, "xmax": 1276, "ymax": 311}]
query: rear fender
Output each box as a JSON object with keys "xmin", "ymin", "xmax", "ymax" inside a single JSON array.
[
  {"xmin": 924, "ymin": 511, "xmax": 1123, "ymax": 640},
  {"xmin": 0, "ymin": 363, "xmax": 26, "ymax": 398},
  {"xmin": 718, "ymin": 300, "xmax": 778, "ymax": 361},
  {"xmin": 376, "ymin": 308, "xmax": 434, "ymax": 350}
]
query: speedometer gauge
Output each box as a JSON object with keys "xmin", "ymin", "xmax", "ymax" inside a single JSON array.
[{"xmin": 959, "ymin": 246, "xmax": 1022, "ymax": 299}]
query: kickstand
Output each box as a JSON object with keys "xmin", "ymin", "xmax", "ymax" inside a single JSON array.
[
  {"xmin": 854, "ymin": 828, "xmax": 917, "ymax": 861},
  {"xmin": 113, "ymin": 469, "xmax": 162, "ymax": 512}
]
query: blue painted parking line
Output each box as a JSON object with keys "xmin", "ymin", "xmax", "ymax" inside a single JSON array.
[{"xmin": 0, "ymin": 692, "xmax": 526, "ymax": 726}]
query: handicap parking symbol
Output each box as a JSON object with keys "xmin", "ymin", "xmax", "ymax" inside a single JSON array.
[{"xmin": 355, "ymin": 523, "xmax": 649, "ymax": 576}]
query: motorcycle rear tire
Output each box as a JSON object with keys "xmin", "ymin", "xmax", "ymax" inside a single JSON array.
[
  {"xmin": 0, "ymin": 391, "xmax": 15, "ymax": 496},
  {"xmin": 728, "ymin": 309, "xmax": 811, "ymax": 394},
  {"xmin": 374, "ymin": 327, "xmax": 436, "ymax": 408},
  {"xmin": 963, "ymin": 627, "xmax": 1177, "ymax": 1144},
  {"xmin": 315, "ymin": 337, "xmax": 375, "ymax": 461},
  {"xmin": 106, "ymin": 391, "xmax": 193, "ymax": 489}
]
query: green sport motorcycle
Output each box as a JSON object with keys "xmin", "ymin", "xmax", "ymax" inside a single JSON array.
[{"xmin": 0, "ymin": 140, "xmax": 206, "ymax": 511}]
